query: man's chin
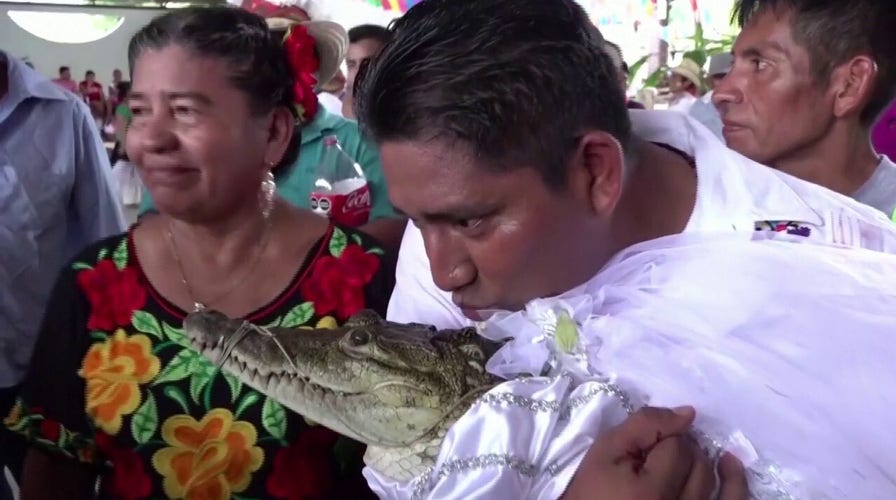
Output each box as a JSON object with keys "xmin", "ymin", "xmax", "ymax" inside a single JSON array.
[{"xmin": 460, "ymin": 306, "xmax": 527, "ymax": 322}]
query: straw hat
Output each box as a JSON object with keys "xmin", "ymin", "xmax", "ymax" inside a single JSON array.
[
  {"xmin": 670, "ymin": 58, "xmax": 703, "ymax": 90},
  {"xmin": 229, "ymin": 0, "xmax": 347, "ymax": 90},
  {"xmin": 265, "ymin": 17, "xmax": 348, "ymax": 90}
]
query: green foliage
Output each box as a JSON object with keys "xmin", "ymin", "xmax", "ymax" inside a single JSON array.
[{"xmin": 628, "ymin": 23, "xmax": 736, "ymax": 91}]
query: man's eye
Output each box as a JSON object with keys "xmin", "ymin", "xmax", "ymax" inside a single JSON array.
[
  {"xmin": 751, "ymin": 58, "xmax": 768, "ymax": 71},
  {"xmin": 455, "ymin": 218, "xmax": 483, "ymax": 230}
]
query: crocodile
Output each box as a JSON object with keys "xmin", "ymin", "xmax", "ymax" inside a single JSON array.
[{"xmin": 183, "ymin": 309, "xmax": 503, "ymax": 483}]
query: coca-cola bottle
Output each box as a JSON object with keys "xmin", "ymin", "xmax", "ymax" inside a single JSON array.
[{"xmin": 309, "ymin": 136, "xmax": 372, "ymax": 227}]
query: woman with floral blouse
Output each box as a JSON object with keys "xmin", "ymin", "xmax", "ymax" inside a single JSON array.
[{"xmin": 5, "ymin": 7, "xmax": 391, "ymax": 499}]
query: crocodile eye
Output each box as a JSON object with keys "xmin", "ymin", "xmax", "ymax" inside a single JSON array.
[{"xmin": 348, "ymin": 329, "xmax": 371, "ymax": 347}]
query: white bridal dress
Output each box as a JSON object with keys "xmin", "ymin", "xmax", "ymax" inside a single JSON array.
[{"xmin": 366, "ymin": 233, "xmax": 896, "ymax": 499}]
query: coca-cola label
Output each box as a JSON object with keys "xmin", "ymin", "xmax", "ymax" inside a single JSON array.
[{"xmin": 309, "ymin": 182, "xmax": 371, "ymax": 227}]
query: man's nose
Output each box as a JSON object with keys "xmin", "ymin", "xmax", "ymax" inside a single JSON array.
[
  {"xmin": 420, "ymin": 227, "xmax": 476, "ymax": 293},
  {"xmin": 711, "ymin": 70, "xmax": 743, "ymax": 109}
]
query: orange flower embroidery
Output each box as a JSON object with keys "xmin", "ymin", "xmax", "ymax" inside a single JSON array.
[
  {"xmin": 151, "ymin": 409, "xmax": 264, "ymax": 500},
  {"xmin": 78, "ymin": 329, "xmax": 160, "ymax": 434}
]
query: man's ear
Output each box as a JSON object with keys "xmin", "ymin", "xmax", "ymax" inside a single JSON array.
[
  {"xmin": 831, "ymin": 55, "xmax": 877, "ymax": 119},
  {"xmin": 567, "ymin": 131, "xmax": 626, "ymax": 217}
]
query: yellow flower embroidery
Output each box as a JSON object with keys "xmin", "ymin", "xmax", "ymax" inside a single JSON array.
[
  {"xmin": 3, "ymin": 400, "xmax": 22, "ymax": 427},
  {"xmin": 299, "ymin": 315, "xmax": 338, "ymax": 330},
  {"xmin": 78, "ymin": 329, "xmax": 160, "ymax": 434},
  {"xmin": 152, "ymin": 409, "xmax": 264, "ymax": 500}
]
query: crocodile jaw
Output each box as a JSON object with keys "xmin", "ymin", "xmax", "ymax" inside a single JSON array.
[
  {"xmin": 366, "ymin": 436, "xmax": 444, "ymax": 483},
  {"xmin": 228, "ymin": 354, "xmax": 443, "ymax": 482}
]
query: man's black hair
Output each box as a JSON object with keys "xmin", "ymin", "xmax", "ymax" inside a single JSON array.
[
  {"xmin": 354, "ymin": 0, "xmax": 630, "ymax": 189},
  {"xmin": 733, "ymin": 0, "xmax": 896, "ymax": 126},
  {"xmin": 348, "ymin": 24, "xmax": 392, "ymax": 46},
  {"xmin": 59, "ymin": 66, "xmax": 69, "ymax": 74}
]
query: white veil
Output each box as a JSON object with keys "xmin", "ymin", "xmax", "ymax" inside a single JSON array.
[{"xmin": 480, "ymin": 232, "xmax": 896, "ymax": 499}]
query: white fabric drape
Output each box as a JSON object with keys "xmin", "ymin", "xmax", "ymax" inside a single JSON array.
[{"xmin": 368, "ymin": 233, "xmax": 896, "ymax": 499}]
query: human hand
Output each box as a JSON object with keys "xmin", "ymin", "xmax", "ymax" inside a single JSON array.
[{"xmin": 561, "ymin": 406, "xmax": 748, "ymax": 500}]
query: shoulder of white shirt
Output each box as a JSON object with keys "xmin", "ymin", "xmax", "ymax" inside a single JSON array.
[{"xmin": 629, "ymin": 109, "xmax": 896, "ymax": 249}]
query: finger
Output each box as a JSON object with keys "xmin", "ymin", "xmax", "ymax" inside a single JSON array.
[
  {"xmin": 642, "ymin": 435, "xmax": 696, "ymax": 499},
  {"xmin": 717, "ymin": 452, "xmax": 749, "ymax": 500},
  {"xmin": 679, "ymin": 438, "xmax": 716, "ymax": 500},
  {"xmin": 605, "ymin": 406, "xmax": 697, "ymax": 455}
]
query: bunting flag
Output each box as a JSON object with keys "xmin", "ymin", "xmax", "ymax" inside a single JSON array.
[{"xmin": 364, "ymin": 0, "xmax": 423, "ymax": 12}]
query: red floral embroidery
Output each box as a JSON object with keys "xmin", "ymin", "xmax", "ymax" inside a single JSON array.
[
  {"xmin": 39, "ymin": 418, "xmax": 61, "ymax": 442},
  {"xmin": 266, "ymin": 426, "xmax": 340, "ymax": 500},
  {"xmin": 76, "ymin": 259, "xmax": 146, "ymax": 331},
  {"xmin": 300, "ymin": 244, "xmax": 380, "ymax": 320},
  {"xmin": 95, "ymin": 432, "xmax": 152, "ymax": 500}
]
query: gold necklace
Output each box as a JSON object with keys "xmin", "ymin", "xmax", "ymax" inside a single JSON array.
[{"xmin": 165, "ymin": 212, "xmax": 274, "ymax": 312}]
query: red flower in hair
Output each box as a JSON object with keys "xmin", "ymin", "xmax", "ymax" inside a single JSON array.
[{"xmin": 283, "ymin": 25, "xmax": 320, "ymax": 123}]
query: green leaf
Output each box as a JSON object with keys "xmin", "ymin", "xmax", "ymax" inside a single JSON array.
[
  {"xmin": 153, "ymin": 349, "xmax": 198, "ymax": 385},
  {"xmin": 627, "ymin": 54, "xmax": 650, "ymax": 87},
  {"xmin": 235, "ymin": 392, "xmax": 261, "ymax": 419},
  {"xmin": 555, "ymin": 310, "xmax": 580, "ymax": 354},
  {"xmin": 351, "ymin": 233, "xmax": 363, "ymax": 245},
  {"xmin": 112, "ymin": 237, "xmax": 128, "ymax": 270},
  {"xmin": 329, "ymin": 226, "xmax": 348, "ymax": 257},
  {"xmin": 6, "ymin": 414, "xmax": 36, "ymax": 433},
  {"xmin": 280, "ymin": 302, "xmax": 314, "ymax": 328},
  {"xmin": 132, "ymin": 310, "xmax": 162, "ymax": 339},
  {"xmin": 131, "ymin": 393, "xmax": 158, "ymax": 445},
  {"xmin": 643, "ymin": 67, "xmax": 667, "ymax": 88},
  {"xmin": 366, "ymin": 247, "xmax": 385, "ymax": 256},
  {"xmin": 71, "ymin": 262, "xmax": 93, "ymax": 271},
  {"xmin": 223, "ymin": 372, "xmax": 243, "ymax": 403},
  {"xmin": 89, "ymin": 331, "xmax": 109, "ymax": 341},
  {"xmin": 56, "ymin": 426, "xmax": 72, "ymax": 448},
  {"xmin": 261, "ymin": 397, "xmax": 287, "ymax": 440},
  {"xmin": 189, "ymin": 358, "xmax": 218, "ymax": 404},
  {"xmin": 162, "ymin": 322, "xmax": 187, "ymax": 345},
  {"xmin": 163, "ymin": 386, "xmax": 190, "ymax": 413},
  {"xmin": 262, "ymin": 317, "xmax": 282, "ymax": 328},
  {"xmin": 97, "ymin": 248, "xmax": 109, "ymax": 262}
]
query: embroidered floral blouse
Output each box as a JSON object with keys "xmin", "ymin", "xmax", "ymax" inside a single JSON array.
[{"xmin": 5, "ymin": 224, "xmax": 394, "ymax": 499}]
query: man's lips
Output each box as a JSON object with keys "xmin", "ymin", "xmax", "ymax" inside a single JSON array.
[{"xmin": 722, "ymin": 120, "xmax": 748, "ymax": 133}]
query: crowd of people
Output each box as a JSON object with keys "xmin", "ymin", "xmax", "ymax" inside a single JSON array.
[{"xmin": 1, "ymin": 0, "xmax": 895, "ymax": 498}]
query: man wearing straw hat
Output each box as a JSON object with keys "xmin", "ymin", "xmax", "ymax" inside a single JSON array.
[{"xmin": 667, "ymin": 58, "xmax": 703, "ymax": 112}]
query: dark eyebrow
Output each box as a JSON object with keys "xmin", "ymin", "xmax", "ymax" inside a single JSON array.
[
  {"xmin": 738, "ymin": 41, "xmax": 790, "ymax": 59},
  {"xmin": 393, "ymin": 203, "xmax": 497, "ymax": 224},
  {"xmin": 166, "ymin": 91, "xmax": 213, "ymax": 105},
  {"xmin": 422, "ymin": 204, "xmax": 499, "ymax": 223},
  {"xmin": 126, "ymin": 91, "xmax": 212, "ymax": 106}
]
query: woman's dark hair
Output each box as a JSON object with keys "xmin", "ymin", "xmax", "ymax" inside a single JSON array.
[{"xmin": 128, "ymin": 6, "xmax": 300, "ymax": 175}]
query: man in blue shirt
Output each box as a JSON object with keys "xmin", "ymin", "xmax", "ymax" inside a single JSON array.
[{"xmin": 0, "ymin": 52, "xmax": 126, "ymax": 499}]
